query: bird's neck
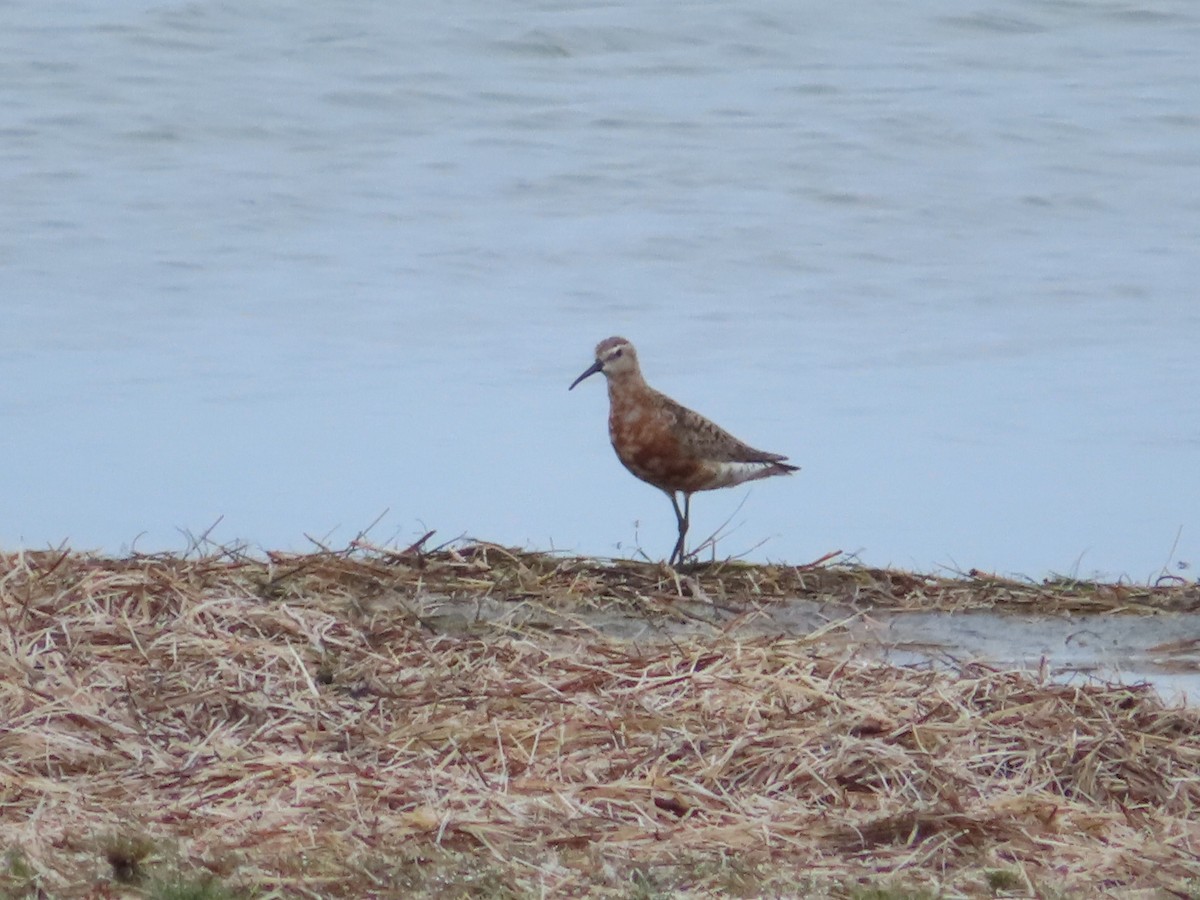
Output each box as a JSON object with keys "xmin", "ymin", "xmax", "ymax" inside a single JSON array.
[{"xmin": 605, "ymin": 368, "xmax": 649, "ymax": 400}]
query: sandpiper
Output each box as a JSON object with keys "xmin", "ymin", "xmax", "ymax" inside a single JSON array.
[{"xmin": 570, "ymin": 336, "xmax": 797, "ymax": 566}]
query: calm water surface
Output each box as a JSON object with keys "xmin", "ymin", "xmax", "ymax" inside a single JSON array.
[{"xmin": 2, "ymin": 0, "xmax": 1198, "ymax": 581}]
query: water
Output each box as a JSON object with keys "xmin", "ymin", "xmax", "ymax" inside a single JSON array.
[
  {"xmin": 2, "ymin": 0, "xmax": 1199, "ymax": 582},
  {"xmin": 859, "ymin": 608, "xmax": 1200, "ymax": 706}
]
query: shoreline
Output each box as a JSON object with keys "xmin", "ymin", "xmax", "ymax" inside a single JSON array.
[{"xmin": 2, "ymin": 543, "xmax": 1198, "ymax": 897}]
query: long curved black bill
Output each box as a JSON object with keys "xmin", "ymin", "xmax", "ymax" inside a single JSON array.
[{"xmin": 569, "ymin": 360, "xmax": 604, "ymax": 390}]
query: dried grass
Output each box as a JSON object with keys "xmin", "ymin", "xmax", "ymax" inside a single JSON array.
[{"xmin": 1, "ymin": 543, "xmax": 1198, "ymax": 898}]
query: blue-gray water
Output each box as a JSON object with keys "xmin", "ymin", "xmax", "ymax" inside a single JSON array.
[{"xmin": 3, "ymin": 0, "xmax": 1198, "ymax": 581}]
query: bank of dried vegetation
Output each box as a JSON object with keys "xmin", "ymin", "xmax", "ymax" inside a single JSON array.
[{"xmin": 1, "ymin": 541, "xmax": 1198, "ymax": 898}]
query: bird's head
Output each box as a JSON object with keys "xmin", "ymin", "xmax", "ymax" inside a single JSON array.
[{"xmin": 569, "ymin": 336, "xmax": 639, "ymax": 389}]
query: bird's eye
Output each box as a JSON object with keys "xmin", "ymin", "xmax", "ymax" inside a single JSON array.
[{"xmin": 613, "ymin": 349, "xmax": 623, "ymax": 358}]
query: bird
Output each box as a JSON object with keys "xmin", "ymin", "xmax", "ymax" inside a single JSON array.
[{"xmin": 569, "ymin": 336, "xmax": 797, "ymax": 566}]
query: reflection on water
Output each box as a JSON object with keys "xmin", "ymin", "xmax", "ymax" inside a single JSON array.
[
  {"xmin": 1, "ymin": 0, "xmax": 1198, "ymax": 581},
  {"xmin": 857, "ymin": 609, "xmax": 1200, "ymax": 708}
]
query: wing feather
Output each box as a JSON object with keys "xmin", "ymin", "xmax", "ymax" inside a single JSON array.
[{"xmin": 655, "ymin": 392, "xmax": 790, "ymax": 464}]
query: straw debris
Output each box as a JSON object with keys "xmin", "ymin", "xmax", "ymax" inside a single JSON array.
[{"xmin": 1, "ymin": 543, "xmax": 1198, "ymax": 897}]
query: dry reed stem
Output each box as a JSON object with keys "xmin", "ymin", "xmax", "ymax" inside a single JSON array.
[{"xmin": 0, "ymin": 545, "xmax": 1198, "ymax": 897}]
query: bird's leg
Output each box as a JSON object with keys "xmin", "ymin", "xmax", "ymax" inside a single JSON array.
[
  {"xmin": 667, "ymin": 491, "xmax": 687, "ymax": 566},
  {"xmin": 680, "ymin": 493, "xmax": 691, "ymax": 564}
]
